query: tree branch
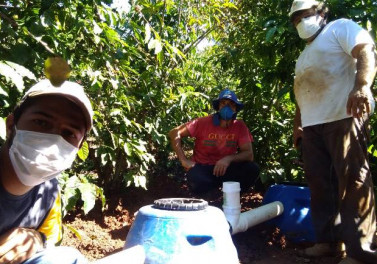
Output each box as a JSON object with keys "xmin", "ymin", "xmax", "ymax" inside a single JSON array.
[
  {"xmin": 159, "ymin": 0, "xmax": 166, "ymax": 38},
  {"xmin": 24, "ymin": 28, "xmax": 56, "ymax": 55},
  {"xmin": 183, "ymin": 26, "xmax": 216, "ymax": 55},
  {"xmin": 0, "ymin": 11, "xmax": 18, "ymax": 28}
]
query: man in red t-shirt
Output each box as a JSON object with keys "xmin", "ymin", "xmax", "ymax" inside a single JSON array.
[{"xmin": 169, "ymin": 89, "xmax": 260, "ymax": 195}]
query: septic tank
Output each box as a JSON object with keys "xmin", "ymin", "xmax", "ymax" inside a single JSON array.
[{"xmin": 124, "ymin": 198, "xmax": 239, "ymax": 264}]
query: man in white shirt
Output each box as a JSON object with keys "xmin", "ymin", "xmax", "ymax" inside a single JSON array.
[{"xmin": 289, "ymin": 0, "xmax": 377, "ymax": 263}]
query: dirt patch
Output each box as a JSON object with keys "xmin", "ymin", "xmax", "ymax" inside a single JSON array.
[{"xmin": 61, "ymin": 175, "xmax": 338, "ymax": 263}]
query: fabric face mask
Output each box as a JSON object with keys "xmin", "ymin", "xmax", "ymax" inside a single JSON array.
[
  {"xmin": 296, "ymin": 15, "xmax": 323, "ymax": 39},
  {"xmin": 219, "ymin": 105, "xmax": 236, "ymax": 120},
  {"xmin": 9, "ymin": 129, "xmax": 79, "ymax": 187}
]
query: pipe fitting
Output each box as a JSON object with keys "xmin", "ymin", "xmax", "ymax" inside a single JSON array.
[{"xmin": 222, "ymin": 182, "xmax": 284, "ymax": 235}]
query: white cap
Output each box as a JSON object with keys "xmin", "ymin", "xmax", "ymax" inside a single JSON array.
[
  {"xmin": 21, "ymin": 79, "xmax": 94, "ymax": 131},
  {"xmin": 289, "ymin": 0, "xmax": 319, "ymax": 17}
]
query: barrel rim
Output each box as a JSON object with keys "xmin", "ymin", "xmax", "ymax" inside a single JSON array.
[{"xmin": 153, "ymin": 198, "xmax": 208, "ymax": 211}]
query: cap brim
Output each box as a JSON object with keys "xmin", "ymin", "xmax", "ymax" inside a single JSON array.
[
  {"xmin": 289, "ymin": 1, "xmax": 319, "ymax": 17},
  {"xmin": 27, "ymin": 91, "xmax": 92, "ymax": 131},
  {"xmin": 212, "ymin": 99, "xmax": 244, "ymax": 111},
  {"xmin": 22, "ymin": 79, "xmax": 93, "ymax": 131}
]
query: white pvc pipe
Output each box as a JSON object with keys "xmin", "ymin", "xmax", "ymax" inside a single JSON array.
[
  {"xmin": 222, "ymin": 182, "xmax": 284, "ymax": 235},
  {"xmin": 230, "ymin": 201, "xmax": 284, "ymax": 234}
]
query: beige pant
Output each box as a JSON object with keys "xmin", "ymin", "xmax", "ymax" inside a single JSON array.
[{"xmin": 302, "ymin": 116, "xmax": 377, "ymax": 263}]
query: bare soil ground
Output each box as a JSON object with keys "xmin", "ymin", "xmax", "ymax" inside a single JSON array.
[{"xmin": 61, "ymin": 175, "xmax": 339, "ymax": 263}]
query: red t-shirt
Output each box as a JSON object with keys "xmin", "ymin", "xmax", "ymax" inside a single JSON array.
[{"xmin": 186, "ymin": 115, "xmax": 253, "ymax": 165}]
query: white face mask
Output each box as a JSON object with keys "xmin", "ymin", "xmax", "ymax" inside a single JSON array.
[
  {"xmin": 296, "ymin": 15, "xmax": 324, "ymax": 40},
  {"xmin": 9, "ymin": 129, "xmax": 79, "ymax": 187}
]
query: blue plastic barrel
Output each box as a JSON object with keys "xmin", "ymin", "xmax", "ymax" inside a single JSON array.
[
  {"xmin": 124, "ymin": 198, "xmax": 239, "ymax": 264},
  {"xmin": 262, "ymin": 184, "xmax": 316, "ymax": 243}
]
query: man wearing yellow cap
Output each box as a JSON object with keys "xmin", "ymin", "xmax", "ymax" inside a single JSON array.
[
  {"xmin": 0, "ymin": 78, "xmax": 93, "ymax": 263},
  {"xmin": 289, "ymin": 0, "xmax": 377, "ymax": 263}
]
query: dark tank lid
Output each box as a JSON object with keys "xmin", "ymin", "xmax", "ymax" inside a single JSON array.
[{"xmin": 153, "ymin": 198, "xmax": 208, "ymax": 211}]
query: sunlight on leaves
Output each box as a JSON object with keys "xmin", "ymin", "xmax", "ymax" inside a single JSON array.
[
  {"xmin": 144, "ymin": 23, "xmax": 151, "ymax": 44},
  {"xmin": 0, "ymin": 118, "xmax": 5, "ymax": 140},
  {"xmin": 79, "ymin": 183, "xmax": 96, "ymax": 215},
  {"xmin": 0, "ymin": 62, "xmax": 24, "ymax": 91}
]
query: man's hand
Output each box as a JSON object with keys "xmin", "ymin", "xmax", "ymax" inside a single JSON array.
[
  {"xmin": 213, "ymin": 156, "xmax": 232, "ymax": 177},
  {"xmin": 0, "ymin": 228, "xmax": 44, "ymax": 264},
  {"xmin": 181, "ymin": 159, "xmax": 195, "ymax": 171},
  {"xmin": 293, "ymin": 125, "xmax": 303, "ymax": 148},
  {"xmin": 293, "ymin": 105, "xmax": 303, "ymax": 148},
  {"xmin": 346, "ymin": 87, "xmax": 371, "ymax": 118}
]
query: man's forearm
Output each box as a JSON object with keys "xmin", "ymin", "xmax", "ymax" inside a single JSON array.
[
  {"xmin": 168, "ymin": 129, "xmax": 187, "ymax": 162},
  {"xmin": 293, "ymin": 105, "xmax": 303, "ymax": 147},
  {"xmin": 228, "ymin": 149, "xmax": 253, "ymax": 163},
  {"xmin": 172, "ymin": 140, "xmax": 187, "ymax": 163},
  {"xmin": 294, "ymin": 106, "xmax": 302, "ymax": 130},
  {"xmin": 355, "ymin": 44, "xmax": 377, "ymax": 90}
]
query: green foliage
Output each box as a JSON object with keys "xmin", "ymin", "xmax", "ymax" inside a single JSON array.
[
  {"xmin": 0, "ymin": 0, "xmax": 237, "ymax": 214},
  {"xmin": 0, "ymin": 60, "xmax": 36, "ymax": 120},
  {"xmin": 59, "ymin": 172, "xmax": 105, "ymax": 216}
]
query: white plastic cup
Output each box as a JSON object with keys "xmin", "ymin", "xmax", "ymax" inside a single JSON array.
[{"xmin": 222, "ymin": 182, "xmax": 241, "ymax": 208}]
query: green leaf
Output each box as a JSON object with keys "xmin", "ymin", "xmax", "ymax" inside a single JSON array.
[
  {"xmin": 0, "ymin": 62, "xmax": 25, "ymax": 91},
  {"xmin": 223, "ymin": 2, "xmax": 238, "ymax": 9},
  {"xmin": 77, "ymin": 141, "xmax": 89, "ymax": 161},
  {"xmin": 264, "ymin": 20, "xmax": 276, "ymax": 28},
  {"xmin": 124, "ymin": 142, "xmax": 132, "ymax": 156},
  {"xmin": 65, "ymin": 224, "xmax": 83, "ymax": 240},
  {"xmin": 277, "ymin": 85, "xmax": 290, "ymax": 99},
  {"xmin": 104, "ymin": 26, "xmax": 121, "ymax": 43},
  {"xmin": 373, "ymin": 149, "xmax": 377, "ymax": 157},
  {"xmin": 93, "ymin": 21, "xmax": 103, "ymax": 35},
  {"xmin": 62, "ymin": 176, "xmax": 81, "ymax": 213},
  {"xmin": 133, "ymin": 175, "xmax": 147, "ymax": 189},
  {"xmin": 349, "ymin": 8, "xmax": 365, "ymax": 17},
  {"xmin": 266, "ymin": 26, "xmax": 277, "ymax": 42},
  {"xmin": 78, "ymin": 183, "xmax": 96, "ymax": 215},
  {"xmin": 148, "ymin": 39, "xmax": 163, "ymax": 54},
  {"xmin": 110, "ymin": 108, "xmax": 122, "ymax": 116}
]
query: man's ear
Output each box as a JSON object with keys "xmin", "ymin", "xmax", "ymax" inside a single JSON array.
[{"xmin": 5, "ymin": 114, "xmax": 15, "ymax": 139}]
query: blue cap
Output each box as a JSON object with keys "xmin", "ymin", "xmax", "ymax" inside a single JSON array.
[{"xmin": 212, "ymin": 89, "xmax": 244, "ymax": 111}]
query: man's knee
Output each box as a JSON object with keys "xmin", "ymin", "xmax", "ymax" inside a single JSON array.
[
  {"xmin": 186, "ymin": 164, "xmax": 216, "ymax": 194},
  {"xmin": 227, "ymin": 161, "xmax": 262, "ymax": 192},
  {"xmin": 244, "ymin": 161, "xmax": 260, "ymax": 176},
  {"xmin": 243, "ymin": 162, "xmax": 263, "ymax": 191}
]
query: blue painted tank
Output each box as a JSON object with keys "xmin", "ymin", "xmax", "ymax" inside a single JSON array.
[
  {"xmin": 262, "ymin": 184, "xmax": 316, "ymax": 243},
  {"xmin": 124, "ymin": 198, "xmax": 239, "ymax": 264}
]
